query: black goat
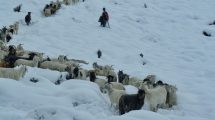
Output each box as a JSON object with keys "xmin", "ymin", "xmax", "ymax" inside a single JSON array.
[
  {"xmin": 89, "ymin": 71, "xmax": 96, "ymax": 82},
  {"xmin": 25, "ymin": 12, "xmax": 31, "ymax": 26},
  {"xmin": 14, "ymin": 4, "xmax": 22, "ymax": 12},
  {"xmin": 119, "ymin": 89, "xmax": 145, "ymax": 115},
  {"xmin": 97, "ymin": 49, "xmax": 102, "ymax": 58}
]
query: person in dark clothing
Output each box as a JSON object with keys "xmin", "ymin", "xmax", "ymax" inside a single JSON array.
[
  {"xmin": 25, "ymin": 12, "xmax": 31, "ymax": 26},
  {"xmin": 99, "ymin": 8, "xmax": 109, "ymax": 27}
]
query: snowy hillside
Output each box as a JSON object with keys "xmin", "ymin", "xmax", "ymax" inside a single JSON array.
[{"xmin": 0, "ymin": 0, "xmax": 215, "ymax": 120}]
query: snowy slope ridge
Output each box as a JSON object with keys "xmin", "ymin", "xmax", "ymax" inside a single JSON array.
[{"xmin": 0, "ymin": 0, "xmax": 215, "ymax": 120}]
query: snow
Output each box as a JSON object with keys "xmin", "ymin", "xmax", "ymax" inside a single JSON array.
[{"xmin": 1, "ymin": 0, "xmax": 215, "ymax": 120}]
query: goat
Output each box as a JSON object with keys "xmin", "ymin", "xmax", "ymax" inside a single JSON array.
[
  {"xmin": 97, "ymin": 49, "xmax": 102, "ymax": 58},
  {"xmin": 140, "ymin": 84, "xmax": 167, "ymax": 112},
  {"xmin": 14, "ymin": 56, "xmax": 41, "ymax": 67},
  {"xmin": 25, "ymin": 12, "xmax": 31, "ymax": 26},
  {"xmin": 66, "ymin": 66, "xmax": 88, "ymax": 80},
  {"xmin": 123, "ymin": 76, "xmax": 142, "ymax": 88},
  {"xmin": 39, "ymin": 60, "xmax": 68, "ymax": 72},
  {"xmin": 119, "ymin": 89, "xmax": 145, "ymax": 115},
  {"xmin": 154, "ymin": 81, "xmax": 177, "ymax": 108},
  {"xmin": 14, "ymin": 21, "xmax": 19, "ymax": 34},
  {"xmin": 0, "ymin": 65, "xmax": 27, "ymax": 80},
  {"xmin": 144, "ymin": 74, "xmax": 156, "ymax": 84},
  {"xmin": 105, "ymin": 83, "xmax": 126, "ymax": 109},
  {"xmin": 106, "ymin": 70, "xmax": 117, "ymax": 82},
  {"xmin": 13, "ymin": 4, "xmax": 22, "ymax": 12},
  {"xmin": 104, "ymin": 82, "xmax": 125, "ymax": 91},
  {"xmin": 89, "ymin": 70, "xmax": 96, "ymax": 82}
]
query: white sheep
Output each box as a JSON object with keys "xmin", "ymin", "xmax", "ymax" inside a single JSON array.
[
  {"xmin": 140, "ymin": 84, "xmax": 167, "ymax": 112},
  {"xmin": 14, "ymin": 56, "xmax": 41, "ymax": 67},
  {"xmin": 39, "ymin": 60, "xmax": 68, "ymax": 72},
  {"xmin": 104, "ymin": 83, "xmax": 126, "ymax": 109},
  {"xmin": 0, "ymin": 65, "xmax": 27, "ymax": 80}
]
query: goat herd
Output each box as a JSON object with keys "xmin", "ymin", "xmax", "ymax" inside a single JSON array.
[{"xmin": 0, "ymin": 0, "xmax": 177, "ymax": 115}]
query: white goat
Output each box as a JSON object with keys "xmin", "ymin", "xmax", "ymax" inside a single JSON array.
[
  {"xmin": 0, "ymin": 50, "xmax": 8, "ymax": 60},
  {"xmin": 0, "ymin": 65, "xmax": 27, "ymax": 80},
  {"xmin": 140, "ymin": 84, "xmax": 167, "ymax": 112},
  {"xmin": 123, "ymin": 76, "xmax": 142, "ymax": 88},
  {"xmin": 16, "ymin": 44, "xmax": 24, "ymax": 51},
  {"xmin": 52, "ymin": 55, "xmax": 80, "ymax": 67},
  {"xmin": 39, "ymin": 60, "xmax": 68, "ymax": 72},
  {"xmin": 105, "ymin": 82, "xmax": 125, "ymax": 90},
  {"xmin": 145, "ymin": 74, "xmax": 156, "ymax": 84},
  {"xmin": 14, "ymin": 21, "xmax": 19, "ymax": 34},
  {"xmin": 14, "ymin": 56, "xmax": 41, "ymax": 67},
  {"xmin": 44, "ymin": 8, "xmax": 52, "ymax": 17},
  {"xmin": 16, "ymin": 50, "xmax": 44, "ymax": 60},
  {"xmin": 106, "ymin": 84, "xmax": 126, "ymax": 109},
  {"xmin": 165, "ymin": 84, "xmax": 177, "ymax": 108}
]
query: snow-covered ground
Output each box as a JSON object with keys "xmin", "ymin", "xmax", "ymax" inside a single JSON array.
[{"xmin": 0, "ymin": 0, "xmax": 215, "ymax": 120}]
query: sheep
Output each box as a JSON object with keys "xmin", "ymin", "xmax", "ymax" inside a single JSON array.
[
  {"xmin": 104, "ymin": 83, "xmax": 126, "ymax": 109},
  {"xmin": 14, "ymin": 56, "xmax": 41, "ymax": 67},
  {"xmin": 0, "ymin": 65, "xmax": 27, "ymax": 80},
  {"xmin": 39, "ymin": 60, "xmax": 68, "ymax": 72},
  {"xmin": 119, "ymin": 89, "xmax": 145, "ymax": 115},
  {"xmin": 140, "ymin": 84, "xmax": 167, "ymax": 112}
]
